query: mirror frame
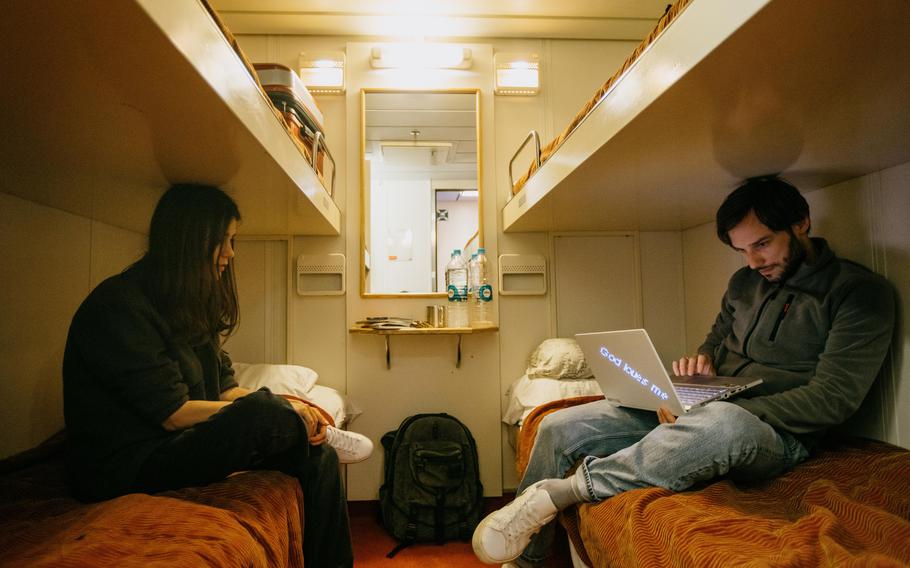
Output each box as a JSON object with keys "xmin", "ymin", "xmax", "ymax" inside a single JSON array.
[{"xmin": 360, "ymin": 88, "xmax": 483, "ymax": 298}]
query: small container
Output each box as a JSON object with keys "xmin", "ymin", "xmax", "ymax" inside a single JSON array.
[{"xmin": 426, "ymin": 305, "xmax": 446, "ymax": 328}]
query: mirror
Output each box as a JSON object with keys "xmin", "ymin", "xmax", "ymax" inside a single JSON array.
[{"xmin": 361, "ymin": 89, "xmax": 481, "ymax": 296}]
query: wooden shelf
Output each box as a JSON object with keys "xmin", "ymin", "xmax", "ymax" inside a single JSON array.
[
  {"xmin": 0, "ymin": 0, "xmax": 340, "ymax": 236},
  {"xmin": 503, "ymin": 0, "xmax": 910, "ymax": 233},
  {"xmin": 349, "ymin": 325, "xmax": 499, "ymax": 368}
]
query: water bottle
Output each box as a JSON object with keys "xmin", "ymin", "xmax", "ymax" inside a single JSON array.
[
  {"xmin": 445, "ymin": 249, "xmax": 469, "ymax": 328},
  {"xmin": 471, "ymin": 248, "xmax": 494, "ymax": 328},
  {"xmin": 467, "ymin": 253, "xmax": 478, "ymax": 312}
]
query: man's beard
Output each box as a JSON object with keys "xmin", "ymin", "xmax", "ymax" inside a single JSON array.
[{"xmin": 768, "ymin": 232, "xmax": 807, "ymax": 283}]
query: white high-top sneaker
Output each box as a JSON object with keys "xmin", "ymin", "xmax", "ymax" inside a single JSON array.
[
  {"xmin": 472, "ymin": 480, "xmax": 558, "ymax": 564},
  {"xmin": 324, "ymin": 426, "xmax": 373, "ymax": 464}
]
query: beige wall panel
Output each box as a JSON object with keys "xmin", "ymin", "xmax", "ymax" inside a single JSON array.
[
  {"xmin": 639, "ymin": 231, "xmax": 687, "ymax": 366},
  {"xmin": 878, "ymin": 161, "xmax": 910, "ymax": 448},
  {"xmin": 681, "ymin": 223, "xmax": 742, "ymax": 354},
  {"xmin": 229, "ymin": 239, "xmax": 289, "ymax": 365},
  {"xmin": 0, "ymin": 194, "xmax": 91, "ymax": 458},
  {"xmin": 553, "ymin": 233, "xmax": 640, "ymax": 338},
  {"xmin": 346, "ymin": 334, "xmax": 501, "ymax": 500},
  {"xmin": 90, "ymin": 221, "xmax": 145, "ymax": 288},
  {"xmin": 543, "ymin": 40, "xmax": 638, "ymax": 142}
]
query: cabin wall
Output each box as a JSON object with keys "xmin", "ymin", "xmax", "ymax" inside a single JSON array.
[
  {"xmin": 681, "ymin": 161, "xmax": 910, "ymax": 448},
  {"xmin": 0, "ymin": 192, "xmax": 145, "ymax": 458},
  {"xmin": 231, "ymin": 34, "xmax": 697, "ymax": 497}
]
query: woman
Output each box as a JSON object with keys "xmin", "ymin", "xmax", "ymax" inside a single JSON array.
[{"xmin": 63, "ymin": 183, "xmax": 354, "ymax": 567}]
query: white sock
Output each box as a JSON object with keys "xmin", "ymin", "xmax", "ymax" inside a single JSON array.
[{"xmin": 538, "ymin": 474, "xmax": 587, "ymax": 510}]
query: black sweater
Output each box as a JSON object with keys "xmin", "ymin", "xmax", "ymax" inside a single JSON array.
[{"xmin": 63, "ymin": 265, "xmax": 238, "ymax": 501}]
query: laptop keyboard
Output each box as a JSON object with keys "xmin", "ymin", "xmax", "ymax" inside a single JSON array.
[{"xmin": 673, "ymin": 385, "xmax": 729, "ymax": 407}]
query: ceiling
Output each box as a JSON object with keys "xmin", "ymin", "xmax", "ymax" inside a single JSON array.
[
  {"xmin": 365, "ymin": 92, "xmax": 477, "ymax": 173},
  {"xmin": 209, "ymin": 0, "xmax": 671, "ymax": 40}
]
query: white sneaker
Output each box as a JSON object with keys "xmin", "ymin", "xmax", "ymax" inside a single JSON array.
[
  {"xmin": 472, "ymin": 481, "xmax": 558, "ymax": 564},
  {"xmin": 324, "ymin": 426, "xmax": 373, "ymax": 464}
]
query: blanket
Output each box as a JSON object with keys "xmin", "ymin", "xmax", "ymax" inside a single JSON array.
[{"xmin": 517, "ymin": 397, "xmax": 910, "ymax": 567}]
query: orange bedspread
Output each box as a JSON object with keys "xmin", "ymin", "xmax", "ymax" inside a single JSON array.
[
  {"xmin": 0, "ymin": 432, "xmax": 305, "ymax": 568},
  {"xmin": 517, "ymin": 397, "xmax": 910, "ymax": 567}
]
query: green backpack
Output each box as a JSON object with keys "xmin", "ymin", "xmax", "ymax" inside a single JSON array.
[{"xmin": 379, "ymin": 413, "xmax": 484, "ymax": 557}]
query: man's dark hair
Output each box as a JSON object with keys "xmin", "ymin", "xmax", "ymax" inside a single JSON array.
[
  {"xmin": 137, "ymin": 183, "xmax": 241, "ymax": 344},
  {"xmin": 716, "ymin": 176, "xmax": 810, "ymax": 246}
]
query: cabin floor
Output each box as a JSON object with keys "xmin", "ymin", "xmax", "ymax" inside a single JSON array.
[{"xmin": 349, "ymin": 496, "xmax": 573, "ymax": 567}]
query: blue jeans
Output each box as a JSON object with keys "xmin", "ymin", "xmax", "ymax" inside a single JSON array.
[{"xmin": 517, "ymin": 400, "xmax": 809, "ymax": 565}]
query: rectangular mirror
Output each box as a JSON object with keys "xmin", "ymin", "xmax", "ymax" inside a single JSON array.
[{"xmin": 361, "ymin": 89, "xmax": 482, "ymax": 296}]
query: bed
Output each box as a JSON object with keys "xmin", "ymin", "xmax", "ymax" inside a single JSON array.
[
  {"xmin": 516, "ymin": 396, "xmax": 910, "ymax": 568},
  {"xmin": 0, "ymin": 363, "xmax": 355, "ymax": 567},
  {"xmin": 502, "ymin": 0, "xmax": 910, "ymax": 234}
]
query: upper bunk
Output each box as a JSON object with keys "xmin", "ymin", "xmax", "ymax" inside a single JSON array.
[
  {"xmin": 0, "ymin": 0, "xmax": 340, "ymax": 236},
  {"xmin": 502, "ymin": 0, "xmax": 910, "ymax": 233}
]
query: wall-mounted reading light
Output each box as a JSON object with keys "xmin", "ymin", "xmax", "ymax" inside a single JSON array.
[
  {"xmin": 371, "ymin": 44, "xmax": 472, "ymax": 70},
  {"xmin": 494, "ymin": 52, "xmax": 540, "ymax": 96},
  {"xmin": 298, "ymin": 51, "xmax": 345, "ymax": 94}
]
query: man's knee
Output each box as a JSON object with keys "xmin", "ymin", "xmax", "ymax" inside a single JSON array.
[{"xmin": 689, "ymin": 402, "xmax": 764, "ymax": 444}]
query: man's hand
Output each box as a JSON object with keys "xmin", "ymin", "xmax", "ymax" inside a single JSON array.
[
  {"xmin": 657, "ymin": 405, "xmax": 677, "ymax": 424},
  {"xmin": 289, "ymin": 400, "xmax": 328, "ymax": 445},
  {"xmin": 671, "ymin": 353, "xmax": 715, "ymax": 377}
]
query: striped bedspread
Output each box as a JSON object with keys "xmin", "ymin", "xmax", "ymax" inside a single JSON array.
[
  {"xmin": 517, "ymin": 397, "xmax": 910, "ymax": 567},
  {"xmin": 0, "ymin": 432, "xmax": 305, "ymax": 568}
]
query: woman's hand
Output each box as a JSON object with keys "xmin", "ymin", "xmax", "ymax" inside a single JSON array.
[
  {"xmin": 671, "ymin": 353, "xmax": 715, "ymax": 377},
  {"xmin": 289, "ymin": 400, "xmax": 328, "ymax": 445}
]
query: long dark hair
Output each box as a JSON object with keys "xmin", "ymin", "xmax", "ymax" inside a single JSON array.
[
  {"xmin": 716, "ymin": 175, "xmax": 810, "ymax": 246},
  {"xmin": 137, "ymin": 183, "xmax": 241, "ymax": 344}
]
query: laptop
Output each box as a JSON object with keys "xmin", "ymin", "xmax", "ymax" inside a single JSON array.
[{"xmin": 575, "ymin": 329, "xmax": 762, "ymax": 416}]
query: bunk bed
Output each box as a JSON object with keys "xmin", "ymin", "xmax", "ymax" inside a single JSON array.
[
  {"xmin": 516, "ymin": 397, "xmax": 910, "ymax": 567},
  {"xmin": 503, "ymin": 0, "xmax": 910, "ymax": 233},
  {"xmin": 0, "ymin": 0, "xmax": 340, "ymax": 236}
]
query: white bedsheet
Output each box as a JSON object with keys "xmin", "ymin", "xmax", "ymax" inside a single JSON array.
[{"xmin": 503, "ymin": 374, "xmax": 602, "ymax": 427}]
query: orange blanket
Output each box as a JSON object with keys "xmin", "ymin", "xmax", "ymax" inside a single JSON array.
[
  {"xmin": 0, "ymin": 429, "xmax": 316, "ymax": 567},
  {"xmin": 517, "ymin": 397, "xmax": 910, "ymax": 567}
]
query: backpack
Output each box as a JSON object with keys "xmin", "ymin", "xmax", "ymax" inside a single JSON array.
[{"xmin": 379, "ymin": 413, "xmax": 484, "ymax": 557}]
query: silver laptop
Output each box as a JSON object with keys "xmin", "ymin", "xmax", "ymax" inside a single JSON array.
[{"xmin": 575, "ymin": 329, "xmax": 762, "ymax": 416}]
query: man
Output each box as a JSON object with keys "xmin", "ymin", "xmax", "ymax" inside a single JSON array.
[{"xmin": 472, "ymin": 176, "xmax": 895, "ymax": 567}]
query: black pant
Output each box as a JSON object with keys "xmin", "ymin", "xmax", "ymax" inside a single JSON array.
[{"xmin": 133, "ymin": 389, "xmax": 353, "ymax": 568}]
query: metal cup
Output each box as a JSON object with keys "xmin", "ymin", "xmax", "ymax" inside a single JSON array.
[{"xmin": 426, "ymin": 305, "xmax": 445, "ymax": 327}]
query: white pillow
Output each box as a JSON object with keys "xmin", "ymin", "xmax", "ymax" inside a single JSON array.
[
  {"xmin": 503, "ymin": 374, "xmax": 602, "ymax": 426},
  {"xmin": 526, "ymin": 338, "xmax": 593, "ymax": 380},
  {"xmin": 232, "ymin": 362, "xmax": 318, "ymax": 398}
]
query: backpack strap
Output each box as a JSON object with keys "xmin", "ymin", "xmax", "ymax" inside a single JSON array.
[
  {"xmin": 385, "ymin": 513, "xmax": 419, "ymax": 558},
  {"xmin": 434, "ymin": 491, "xmax": 446, "ymax": 544}
]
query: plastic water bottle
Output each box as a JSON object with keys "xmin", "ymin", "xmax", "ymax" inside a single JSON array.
[
  {"xmin": 471, "ymin": 248, "xmax": 494, "ymax": 328},
  {"xmin": 445, "ymin": 249, "xmax": 469, "ymax": 328},
  {"xmin": 467, "ymin": 252, "xmax": 478, "ymax": 310}
]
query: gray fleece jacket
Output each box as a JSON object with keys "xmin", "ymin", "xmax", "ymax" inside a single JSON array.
[{"xmin": 699, "ymin": 238, "xmax": 894, "ymax": 437}]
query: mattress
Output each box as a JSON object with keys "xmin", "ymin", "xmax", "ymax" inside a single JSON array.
[
  {"xmin": 510, "ymin": 0, "xmax": 693, "ymax": 195},
  {"xmin": 517, "ymin": 397, "xmax": 910, "ymax": 568},
  {"xmin": 0, "ymin": 432, "xmax": 306, "ymax": 568}
]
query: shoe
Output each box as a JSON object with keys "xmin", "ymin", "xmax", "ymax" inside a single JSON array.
[
  {"xmin": 324, "ymin": 426, "xmax": 373, "ymax": 464},
  {"xmin": 472, "ymin": 481, "xmax": 558, "ymax": 564}
]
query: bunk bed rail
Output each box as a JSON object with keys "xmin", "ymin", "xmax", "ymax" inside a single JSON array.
[{"xmin": 508, "ymin": 130, "xmax": 541, "ymax": 190}]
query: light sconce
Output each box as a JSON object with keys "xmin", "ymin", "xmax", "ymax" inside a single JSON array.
[
  {"xmin": 298, "ymin": 51, "xmax": 345, "ymax": 94},
  {"xmin": 494, "ymin": 52, "xmax": 540, "ymax": 96},
  {"xmin": 370, "ymin": 44, "xmax": 472, "ymax": 70}
]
